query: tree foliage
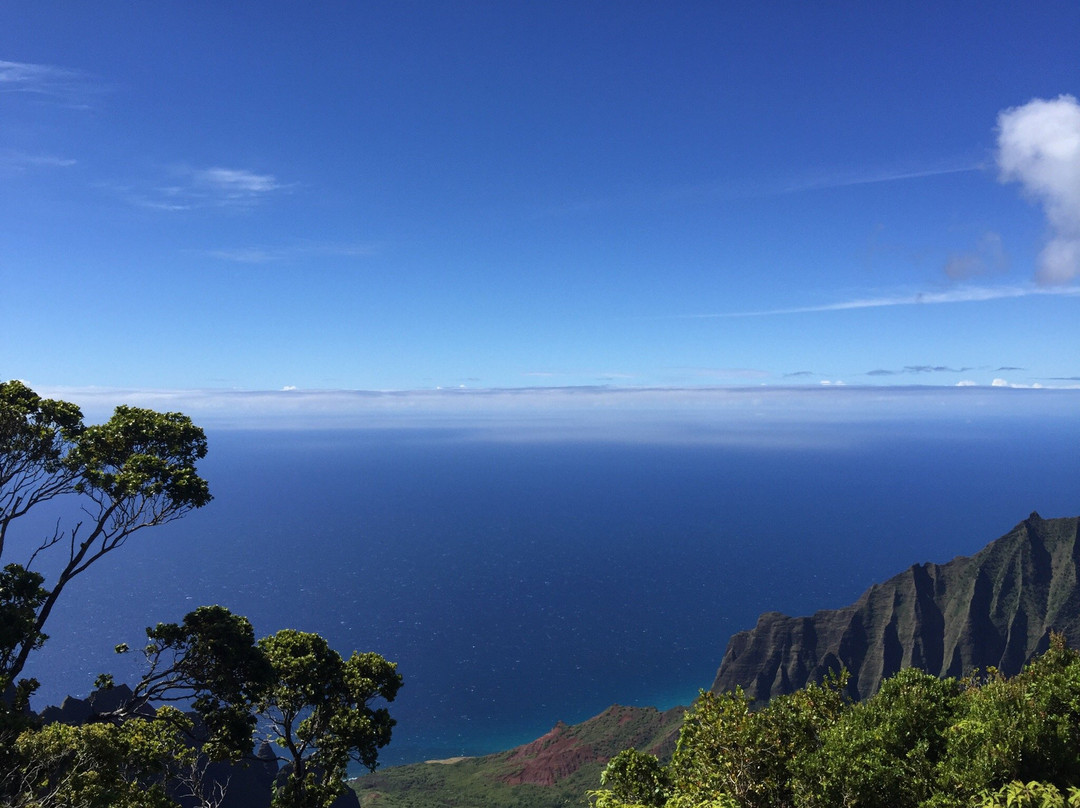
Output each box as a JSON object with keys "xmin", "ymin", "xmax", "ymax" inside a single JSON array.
[
  {"xmin": 7, "ymin": 707, "xmax": 196, "ymax": 808},
  {"xmin": 590, "ymin": 636, "xmax": 1080, "ymax": 808},
  {"xmin": 979, "ymin": 781, "xmax": 1080, "ymax": 808},
  {"xmin": 592, "ymin": 748, "xmax": 671, "ymax": 808},
  {"xmin": 795, "ymin": 668, "xmax": 961, "ymax": 808},
  {"xmin": 0, "ymin": 380, "xmax": 211, "ymax": 697},
  {"xmin": 105, "ymin": 611, "xmax": 402, "ymax": 808},
  {"xmin": 128, "ymin": 605, "xmax": 275, "ymax": 761},
  {"xmin": 258, "ymin": 630, "xmax": 402, "ymax": 808},
  {"xmin": 664, "ymin": 673, "xmax": 848, "ymax": 808}
]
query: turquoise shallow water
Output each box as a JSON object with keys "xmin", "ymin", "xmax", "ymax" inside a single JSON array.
[{"xmin": 21, "ymin": 417, "xmax": 1080, "ymax": 765}]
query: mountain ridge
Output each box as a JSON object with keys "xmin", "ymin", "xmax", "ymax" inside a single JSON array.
[{"xmin": 712, "ymin": 512, "xmax": 1080, "ymax": 702}]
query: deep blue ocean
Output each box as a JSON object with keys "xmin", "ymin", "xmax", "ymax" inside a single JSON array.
[{"xmin": 21, "ymin": 414, "xmax": 1080, "ymax": 766}]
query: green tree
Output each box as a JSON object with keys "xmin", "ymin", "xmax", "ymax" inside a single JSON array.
[
  {"xmin": 0, "ymin": 380, "xmax": 212, "ymax": 695},
  {"xmin": 796, "ymin": 667, "xmax": 961, "ymax": 808},
  {"xmin": 0, "ymin": 380, "xmax": 84, "ymax": 559},
  {"xmin": 0, "ymin": 564, "xmax": 47, "ymax": 706},
  {"xmin": 590, "ymin": 640, "xmax": 1080, "ymax": 808},
  {"xmin": 121, "ymin": 605, "xmax": 275, "ymax": 761},
  {"xmin": 979, "ymin": 781, "xmax": 1080, "ymax": 808},
  {"xmin": 591, "ymin": 748, "xmax": 671, "ymax": 808},
  {"xmin": 0, "ymin": 381, "xmax": 213, "ymax": 805},
  {"xmin": 7, "ymin": 706, "xmax": 196, "ymax": 808},
  {"xmin": 940, "ymin": 634, "xmax": 1080, "ymax": 800},
  {"xmin": 257, "ymin": 629, "xmax": 402, "ymax": 808},
  {"xmin": 666, "ymin": 673, "xmax": 847, "ymax": 808},
  {"xmin": 6, "ymin": 604, "xmax": 403, "ymax": 808}
]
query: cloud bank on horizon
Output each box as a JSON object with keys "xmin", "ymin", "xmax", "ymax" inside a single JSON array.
[{"xmin": 29, "ymin": 383, "xmax": 1080, "ymax": 443}]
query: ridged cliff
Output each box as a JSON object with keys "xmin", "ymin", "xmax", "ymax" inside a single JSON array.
[{"xmin": 712, "ymin": 513, "xmax": 1080, "ymax": 702}]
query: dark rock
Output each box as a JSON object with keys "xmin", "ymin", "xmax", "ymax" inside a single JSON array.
[
  {"xmin": 39, "ymin": 694, "xmax": 93, "ymax": 725},
  {"xmin": 87, "ymin": 683, "xmax": 135, "ymax": 714},
  {"xmin": 712, "ymin": 515, "xmax": 1080, "ymax": 703}
]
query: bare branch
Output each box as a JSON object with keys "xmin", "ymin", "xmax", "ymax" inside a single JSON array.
[{"xmin": 174, "ymin": 755, "xmax": 230, "ymax": 808}]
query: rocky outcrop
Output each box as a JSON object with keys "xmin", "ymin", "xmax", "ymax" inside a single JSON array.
[
  {"xmin": 38, "ymin": 683, "xmax": 147, "ymax": 725},
  {"xmin": 712, "ymin": 513, "xmax": 1080, "ymax": 702}
]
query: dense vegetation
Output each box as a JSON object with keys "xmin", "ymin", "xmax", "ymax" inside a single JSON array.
[
  {"xmin": 591, "ymin": 634, "xmax": 1080, "ymax": 808},
  {"xmin": 0, "ymin": 381, "xmax": 401, "ymax": 808}
]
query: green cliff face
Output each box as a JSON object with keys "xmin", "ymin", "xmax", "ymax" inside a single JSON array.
[{"xmin": 713, "ymin": 513, "xmax": 1080, "ymax": 702}]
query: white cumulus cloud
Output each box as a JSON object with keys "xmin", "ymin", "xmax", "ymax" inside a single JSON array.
[{"xmin": 997, "ymin": 95, "xmax": 1080, "ymax": 284}]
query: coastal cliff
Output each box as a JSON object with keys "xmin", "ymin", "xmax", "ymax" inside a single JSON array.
[{"xmin": 712, "ymin": 513, "xmax": 1080, "ymax": 702}]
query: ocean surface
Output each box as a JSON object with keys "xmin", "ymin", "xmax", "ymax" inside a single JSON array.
[{"xmin": 20, "ymin": 413, "xmax": 1080, "ymax": 766}]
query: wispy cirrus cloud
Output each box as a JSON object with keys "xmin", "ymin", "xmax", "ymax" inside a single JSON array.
[
  {"xmin": 664, "ymin": 161, "xmax": 986, "ymax": 207},
  {"xmin": 683, "ymin": 284, "xmax": 1080, "ymax": 319},
  {"xmin": 867, "ymin": 365, "xmax": 971, "ymax": 377},
  {"xmin": 117, "ymin": 165, "xmax": 290, "ymax": 211},
  {"xmin": 693, "ymin": 162, "xmax": 985, "ymax": 205},
  {"xmin": 205, "ymin": 242, "xmax": 377, "ymax": 264},
  {"xmin": 538, "ymin": 159, "xmax": 983, "ymax": 220},
  {"xmin": 194, "ymin": 167, "xmax": 280, "ymax": 197},
  {"xmin": 0, "ymin": 59, "xmax": 100, "ymax": 108},
  {"xmin": 998, "ymin": 95, "xmax": 1080, "ymax": 284},
  {"xmin": 0, "ymin": 148, "xmax": 76, "ymax": 172},
  {"xmin": 773, "ymin": 162, "xmax": 984, "ymax": 197}
]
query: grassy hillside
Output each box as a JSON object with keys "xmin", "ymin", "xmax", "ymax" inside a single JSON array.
[{"xmin": 351, "ymin": 704, "xmax": 684, "ymax": 808}]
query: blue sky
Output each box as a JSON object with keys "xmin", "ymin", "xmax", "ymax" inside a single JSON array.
[{"xmin": 3, "ymin": 2, "xmax": 1080, "ymax": 405}]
